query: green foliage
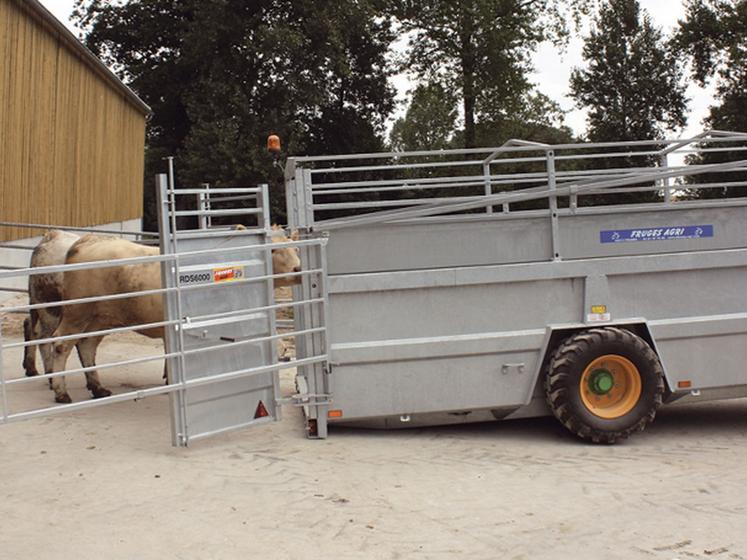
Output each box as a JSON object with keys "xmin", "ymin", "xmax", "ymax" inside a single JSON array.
[
  {"xmin": 569, "ymin": 0, "xmax": 688, "ymax": 143},
  {"xmin": 472, "ymin": 91, "xmax": 573, "ymax": 146},
  {"xmin": 389, "ymin": 83, "xmax": 458, "ymax": 151},
  {"xmin": 74, "ymin": 0, "xmax": 397, "ymax": 225},
  {"xmin": 675, "ymin": 0, "xmax": 747, "ymax": 199},
  {"xmin": 394, "ymin": 0, "xmax": 596, "ymax": 148}
]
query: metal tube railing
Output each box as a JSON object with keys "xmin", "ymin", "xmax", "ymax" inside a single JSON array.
[
  {"xmin": 315, "ymin": 158, "xmax": 747, "ymax": 230},
  {"xmin": 290, "ymin": 131, "xmax": 747, "ymax": 165},
  {"xmin": 0, "ymin": 221, "xmax": 158, "ymax": 237}
]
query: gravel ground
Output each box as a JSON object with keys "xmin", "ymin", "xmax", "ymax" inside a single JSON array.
[{"xmin": 1, "ymin": 331, "xmax": 746, "ymax": 560}]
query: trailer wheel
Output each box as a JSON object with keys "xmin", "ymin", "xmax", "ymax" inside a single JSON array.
[{"xmin": 545, "ymin": 327, "xmax": 664, "ymax": 444}]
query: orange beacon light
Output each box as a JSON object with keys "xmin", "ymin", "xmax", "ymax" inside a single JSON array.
[{"xmin": 267, "ymin": 134, "xmax": 281, "ymax": 155}]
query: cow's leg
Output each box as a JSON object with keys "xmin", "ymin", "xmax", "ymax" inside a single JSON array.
[
  {"xmin": 49, "ymin": 339, "xmax": 76, "ymax": 404},
  {"xmin": 76, "ymin": 336, "xmax": 111, "ymax": 399},
  {"xmin": 22, "ymin": 312, "xmax": 39, "ymax": 376},
  {"xmin": 47, "ymin": 313, "xmax": 91, "ymax": 404},
  {"xmin": 37, "ymin": 309, "xmax": 63, "ymax": 390}
]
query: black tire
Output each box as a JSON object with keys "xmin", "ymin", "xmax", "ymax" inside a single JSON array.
[{"xmin": 545, "ymin": 327, "xmax": 665, "ymax": 444}]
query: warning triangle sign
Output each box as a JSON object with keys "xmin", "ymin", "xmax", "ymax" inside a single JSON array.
[{"xmin": 254, "ymin": 400, "xmax": 270, "ymax": 419}]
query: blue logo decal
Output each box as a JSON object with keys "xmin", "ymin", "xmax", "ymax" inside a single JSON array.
[{"xmin": 600, "ymin": 225, "xmax": 713, "ymax": 243}]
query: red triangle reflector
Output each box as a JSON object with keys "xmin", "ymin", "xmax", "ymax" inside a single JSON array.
[{"xmin": 254, "ymin": 400, "xmax": 269, "ymax": 419}]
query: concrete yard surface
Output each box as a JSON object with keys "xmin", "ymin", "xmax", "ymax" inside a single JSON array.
[{"xmin": 1, "ymin": 333, "xmax": 746, "ymax": 559}]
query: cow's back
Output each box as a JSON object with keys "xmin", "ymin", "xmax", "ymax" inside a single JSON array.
[{"xmin": 62, "ymin": 235, "xmax": 164, "ymax": 338}]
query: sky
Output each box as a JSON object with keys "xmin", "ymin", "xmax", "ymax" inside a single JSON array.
[{"xmin": 39, "ymin": 0, "xmax": 716, "ymax": 140}]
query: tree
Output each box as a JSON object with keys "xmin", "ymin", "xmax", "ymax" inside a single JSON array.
[
  {"xmin": 676, "ymin": 0, "xmax": 747, "ymax": 131},
  {"xmin": 389, "ymin": 83, "xmax": 458, "ymax": 151},
  {"xmin": 394, "ymin": 0, "xmax": 595, "ymax": 148},
  {"xmin": 73, "ymin": 0, "xmax": 397, "ymax": 225},
  {"xmin": 569, "ymin": 0, "xmax": 688, "ymax": 143},
  {"xmin": 472, "ymin": 91, "xmax": 573, "ymax": 146},
  {"xmin": 674, "ymin": 0, "xmax": 747, "ymax": 199}
]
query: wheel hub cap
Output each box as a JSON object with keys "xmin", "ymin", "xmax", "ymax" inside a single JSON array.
[
  {"xmin": 579, "ymin": 354, "xmax": 643, "ymax": 419},
  {"xmin": 589, "ymin": 369, "xmax": 614, "ymax": 395}
]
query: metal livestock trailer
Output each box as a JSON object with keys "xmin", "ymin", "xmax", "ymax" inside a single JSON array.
[
  {"xmin": 2, "ymin": 131, "xmax": 747, "ymax": 446},
  {"xmin": 287, "ymin": 130, "xmax": 747, "ymax": 443}
]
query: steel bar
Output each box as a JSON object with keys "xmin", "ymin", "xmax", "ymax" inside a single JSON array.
[
  {"xmin": 172, "ymin": 208, "xmax": 263, "ymax": 217},
  {"xmin": 169, "ymin": 188, "xmax": 261, "ymax": 195},
  {"xmin": 0, "ymin": 221, "xmax": 157, "ymax": 237},
  {"xmin": 6, "ymin": 349, "xmax": 180, "ymax": 385},
  {"xmin": 0, "ymin": 244, "xmax": 36, "ymax": 250},
  {"xmin": 0, "ymin": 237, "xmax": 326, "ymax": 282},
  {"xmin": 290, "ymin": 131, "xmax": 747, "ymax": 164},
  {"xmin": 309, "ymin": 165, "xmax": 689, "ymax": 193},
  {"xmin": 316, "ymin": 159, "xmax": 747, "ymax": 230},
  {"xmin": 1, "ymin": 266, "xmax": 323, "ymax": 316},
  {"xmin": 2, "ymin": 318, "xmax": 180, "ymax": 350},
  {"xmin": 2, "ymin": 383, "xmax": 180, "ymax": 423},
  {"xmin": 159, "ymin": 227, "xmax": 266, "ymax": 240},
  {"xmin": 310, "ymin": 149, "xmax": 711, "ymax": 176}
]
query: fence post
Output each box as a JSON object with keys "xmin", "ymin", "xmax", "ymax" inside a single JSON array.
[
  {"xmin": 483, "ymin": 162, "xmax": 493, "ymax": 214},
  {"xmin": 660, "ymin": 153, "xmax": 672, "ymax": 204},
  {"xmin": 547, "ymin": 149, "xmax": 561, "ymax": 261},
  {"xmin": 0, "ymin": 322, "xmax": 7, "ymax": 424}
]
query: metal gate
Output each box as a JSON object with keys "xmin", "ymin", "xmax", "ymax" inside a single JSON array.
[
  {"xmin": 0, "ymin": 174, "xmax": 329, "ymax": 446},
  {"xmin": 155, "ymin": 174, "xmax": 330, "ymax": 445}
]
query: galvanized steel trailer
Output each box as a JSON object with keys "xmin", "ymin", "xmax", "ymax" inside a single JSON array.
[
  {"xmin": 3, "ymin": 131, "xmax": 747, "ymax": 446},
  {"xmin": 287, "ymin": 130, "xmax": 747, "ymax": 443}
]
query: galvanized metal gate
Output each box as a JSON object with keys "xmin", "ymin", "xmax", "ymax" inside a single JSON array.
[
  {"xmin": 155, "ymin": 174, "xmax": 330, "ymax": 445},
  {"xmin": 0, "ymin": 174, "xmax": 329, "ymax": 446}
]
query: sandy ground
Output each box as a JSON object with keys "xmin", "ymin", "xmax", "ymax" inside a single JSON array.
[{"xmin": 1, "ymin": 328, "xmax": 747, "ymax": 560}]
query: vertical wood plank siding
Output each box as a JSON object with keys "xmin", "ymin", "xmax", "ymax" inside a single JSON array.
[{"xmin": 0, "ymin": 0, "xmax": 146, "ymax": 242}]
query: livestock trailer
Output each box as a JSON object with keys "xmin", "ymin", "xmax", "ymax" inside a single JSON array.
[
  {"xmin": 2, "ymin": 131, "xmax": 747, "ymax": 446},
  {"xmin": 286, "ymin": 130, "xmax": 747, "ymax": 443}
]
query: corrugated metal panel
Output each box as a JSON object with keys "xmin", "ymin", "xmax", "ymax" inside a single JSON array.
[
  {"xmin": 0, "ymin": 0, "xmax": 146, "ymax": 242},
  {"xmin": 12, "ymin": 0, "xmax": 150, "ymax": 115}
]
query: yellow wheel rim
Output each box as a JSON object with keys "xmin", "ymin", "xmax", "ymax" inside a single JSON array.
[{"xmin": 579, "ymin": 354, "xmax": 642, "ymax": 419}]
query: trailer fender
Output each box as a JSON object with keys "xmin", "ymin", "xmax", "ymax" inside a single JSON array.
[{"xmin": 525, "ymin": 320, "xmax": 676, "ymax": 406}]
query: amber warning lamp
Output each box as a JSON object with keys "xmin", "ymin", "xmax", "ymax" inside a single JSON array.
[{"xmin": 267, "ymin": 134, "xmax": 281, "ymax": 155}]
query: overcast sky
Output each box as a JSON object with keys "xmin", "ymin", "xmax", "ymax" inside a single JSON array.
[{"xmin": 39, "ymin": 0, "xmax": 716, "ymax": 139}]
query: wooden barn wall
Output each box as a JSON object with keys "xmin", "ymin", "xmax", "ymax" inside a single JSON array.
[{"xmin": 0, "ymin": 0, "xmax": 146, "ymax": 242}]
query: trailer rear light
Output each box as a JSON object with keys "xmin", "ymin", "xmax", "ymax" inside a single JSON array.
[
  {"xmin": 328, "ymin": 409, "xmax": 343, "ymax": 418},
  {"xmin": 677, "ymin": 380, "xmax": 692, "ymax": 389}
]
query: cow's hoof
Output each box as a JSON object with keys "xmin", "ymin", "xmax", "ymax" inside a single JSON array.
[
  {"xmin": 55, "ymin": 393, "xmax": 72, "ymax": 404},
  {"xmin": 24, "ymin": 368, "xmax": 39, "ymax": 377},
  {"xmin": 90, "ymin": 387, "xmax": 112, "ymax": 399}
]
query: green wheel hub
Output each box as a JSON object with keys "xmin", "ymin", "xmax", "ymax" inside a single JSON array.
[{"xmin": 588, "ymin": 369, "xmax": 614, "ymax": 395}]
